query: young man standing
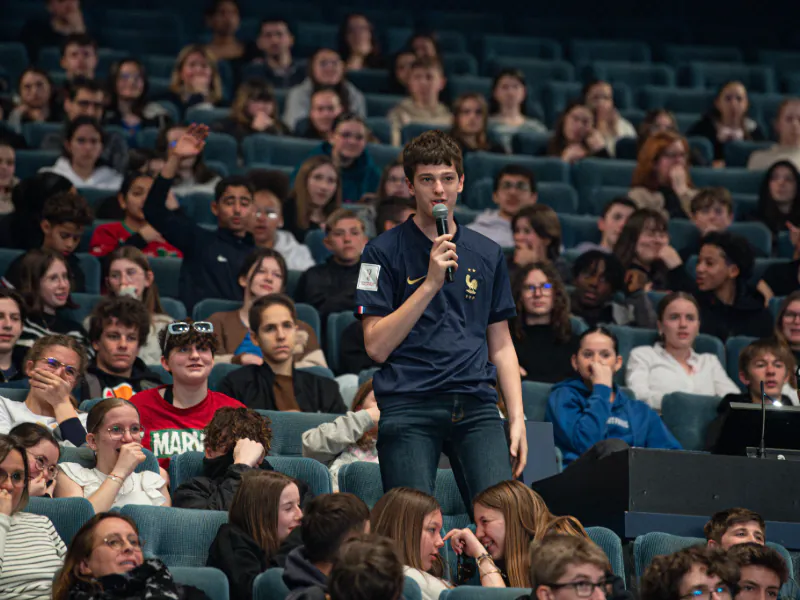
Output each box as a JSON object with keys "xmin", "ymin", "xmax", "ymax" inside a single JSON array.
[
  {"xmin": 641, "ymin": 546, "xmax": 739, "ymax": 600},
  {"xmin": 251, "ymin": 18, "xmax": 305, "ymax": 89},
  {"xmin": 0, "ymin": 289, "xmax": 26, "ymax": 383},
  {"xmin": 728, "ymin": 543, "xmax": 789, "ymax": 600},
  {"xmin": 355, "ymin": 130, "xmax": 526, "ymax": 507},
  {"xmin": 705, "ymin": 508, "xmax": 766, "ymax": 550},
  {"xmin": 468, "ymin": 165, "xmax": 538, "ymax": 248}
]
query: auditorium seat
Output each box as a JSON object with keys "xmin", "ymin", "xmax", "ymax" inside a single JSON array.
[
  {"xmin": 346, "ymin": 68, "xmax": 389, "ymax": 95},
  {"xmin": 364, "ymin": 93, "xmax": 405, "ymax": 118},
  {"xmin": 559, "ymin": 214, "xmax": 601, "ymax": 248},
  {"xmin": 294, "ymin": 22, "xmax": 338, "ymax": 53},
  {"xmin": 440, "ymin": 589, "xmax": 531, "ymax": 600},
  {"xmin": 481, "ymin": 35, "xmax": 562, "ymax": 64},
  {"xmin": 464, "ymin": 179, "xmax": 578, "ymax": 213},
  {"xmin": 242, "ymin": 134, "xmax": 318, "ymax": 168},
  {"xmin": 208, "ymin": 363, "xmax": 239, "ymax": 391},
  {"xmin": 570, "ymin": 40, "xmax": 651, "ymax": 65},
  {"xmin": 447, "ymin": 75, "xmax": 493, "ymax": 102},
  {"xmin": 192, "ymin": 298, "xmax": 239, "ymax": 321},
  {"xmin": 304, "ymin": 228, "xmax": 331, "ymax": 264},
  {"xmin": 724, "ymin": 140, "xmax": 774, "ymax": 168},
  {"xmin": 510, "ymin": 131, "xmax": 550, "ymax": 157},
  {"xmin": 364, "ymin": 116, "xmax": 392, "ymax": 145},
  {"xmin": 23, "ymin": 497, "xmax": 94, "ymax": 545},
  {"xmin": 728, "ymin": 221, "xmax": 773, "ymax": 258},
  {"xmin": 587, "ymin": 185, "xmax": 634, "ymax": 215},
  {"xmin": 464, "ymin": 153, "xmax": 569, "ymax": 184},
  {"xmin": 0, "ymin": 42, "xmax": 28, "ymax": 85},
  {"xmin": 367, "ymin": 143, "xmax": 402, "ymax": 168},
  {"xmin": 441, "ymin": 52, "xmax": 479, "ymax": 76},
  {"xmin": 687, "ymin": 136, "xmax": 714, "ymax": 165},
  {"xmin": 60, "ymin": 444, "xmax": 160, "ymax": 475},
  {"xmin": 402, "ymin": 122, "xmax": 447, "ymax": 145},
  {"xmin": 21, "ymin": 121, "xmax": 61, "ymax": 148},
  {"xmin": 171, "ymin": 567, "xmax": 229, "ymax": 600},
  {"xmin": 327, "ymin": 311, "xmax": 357, "ymax": 375},
  {"xmin": 668, "ymin": 220, "xmax": 700, "ymax": 255},
  {"xmin": 255, "ymin": 410, "xmax": 339, "ymax": 457},
  {"xmin": 521, "ymin": 381, "xmax": 551, "ymax": 421},
  {"xmin": 385, "ymin": 28, "xmax": 466, "ymax": 54},
  {"xmin": 0, "ymin": 387, "xmax": 28, "ymax": 402},
  {"xmin": 687, "ymin": 62, "xmax": 777, "ymax": 94},
  {"xmin": 201, "ymin": 132, "xmax": 239, "ymax": 174},
  {"xmin": 662, "ymin": 44, "xmax": 743, "ymax": 66},
  {"xmin": 725, "ymin": 335, "xmax": 757, "ymax": 388},
  {"xmin": 149, "ymin": 256, "xmax": 182, "ymax": 300},
  {"xmin": 253, "ymin": 569, "xmax": 423, "ymax": 600},
  {"xmin": 571, "ymin": 159, "xmax": 637, "ymax": 213},
  {"xmin": 660, "ymin": 392, "xmax": 721, "ymax": 451},
  {"xmin": 588, "ymin": 62, "xmax": 676, "ymax": 89},
  {"xmin": 690, "ymin": 167, "xmax": 765, "ymax": 195},
  {"xmin": 638, "ymin": 86, "xmax": 715, "ymax": 115},
  {"xmin": 487, "ymin": 57, "xmax": 575, "ymax": 85},
  {"xmin": 586, "ymin": 526, "xmax": 626, "ymax": 580},
  {"xmin": 15, "ymin": 149, "xmax": 60, "ymax": 178}
]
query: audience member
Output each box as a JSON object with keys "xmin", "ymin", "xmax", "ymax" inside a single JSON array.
[
  {"xmin": 629, "ymin": 131, "xmax": 697, "ymax": 218},
  {"xmin": 13, "ymin": 249, "xmax": 87, "ymax": 348},
  {"xmin": 301, "ymin": 379, "xmax": 379, "ymax": 490},
  {"xmin": 8, "ymin": 422, "xmax": 60, "ymax": 498},
  {"xmin": 387, "ymin": 57, "xmax": 452, "ymax": 147},
  {"xmin": 165, "ymin": 45, "xmax": 224, "ymax": 116},
  {"xmin": 21, "ymin": 0, "xmax": 87, "ymax": 62},
  {"xmin": 728, "ymin": 543, "xmax": 789, "ymax": 600},
  {"xmin": 338, "ymin": 14, "xmax": 385, "ymax": 71},
  {"xmin": 748, "ymin": 98, "xmax": 800, "ymax": 171},
  {"xmin": 582, "ymin": 80, "xmax": 636, "ymax": 156},
  {"xmin": 0, "ymin": 142, "xmax": 18, "ymax": 215},
  {"xmin": 0, "ymin": 434, "xmax": 66, "ymax": 598},
  {"xmin": 640, "ymin": 545, "xmax": 738, "ymax": 600},
  {"xmin": 705, "ymin": 508, "xmax": 766, "ymax": 549},
  {"xmin": 375, "ymin": 195, "xmax": 415, "ymax": 233},
  {"xmin": 637, "ymin": 109, "xmax": 680, "ymax": 149},
  {"xmin": 56, "ymin": 399, "xmax": 170, "ymax": 511},
  {"xmin": 60, "ymin": 33, "xmax": 97, "ymax": 81},
  {"xmin": 214, "ymin": 79, "xmax": 289, "ymax": 142},
  {"xmin": 445, "ymin": 480, "xmax": 588, "ymax": 588},
  {"xmin": 89, "ymin": 172, "xmax": 182, "ymax": 258},
  {"xmin": 205, "ymin": 0, "xmax": 252, "ymax": 64},
  {"xmin": 488, "ymin": 68, "xmax": 547, "ymax": 154},
  {"xmin": 775, "ymin": 292, "xmax": 800, "ymax": 364},
  {"xmin": 295, "ymin": 209, "xmax": 366, "ymax": 322},
  {"xmin": 755, "ymin": 160, "xmax": 800, "ymax": 237},
  {"xmin": 546, "ymin": 327, "xmax": 682, "ymax": 466},
  {"xmin": 207, "ymin": 470, "xmax": 303, "ymax": 600},
  {"xmin": 172, "ymin": 406, "xmax": 274, "ymax": 510},
  {"xmin": 450, "ymin": 93, "xmax": 505, "ymax": 155},
  {"xmin": 573, "ymin": 197, "xmax": 637, "ymax": 255},
  {"xmin": 250, "ymin": 18, "xmax": 305, "ymax": 89},
  {"xmin": 386, "ymin": 50, "xmax": 416, "ymax": 95},
  {"xmin": 0, "ymin": 172, "xmax": 74, "ymax": 251},
  {"xmin": 690, "ymin": 187, "xmax": 734, "ymax": 238},
  {"xmin": 130, "ymin": 319, "xmax": 245, "ymax": 468},
  {"xmin": 0, "ymin": 334, "xmax": 88, "ymax": 445},
  {"xmin": 284, "ymin": 155, "xmax": 342, "ymax": 242},
  {"xmin": 282, "ymin": 493, "xmax": 370, "ymax": 599},
  {"xmin": 218, "ymin": 294, "xmax": 346, "ymax": 412},
  {"xmin": 626, "ymin": 292, "xmax": 739, "ymax": 411},
  {"xmin": 144, "ymin": 124, "xmax": 256, "ymax": 311},
  {"xmin": 81, "ymin": 297, "xmax": 163, "ymax": 399},
  {"xmin": 0, "ymin": 288, "xmax": 27, "ymax": 383},
  {"xmin": 251, "ymin": 193, "xmax": 314, "ymax": 273},
  {"xmin": 511, "ymin": 262, "xmax": 579, "ymax": 383},
  {"xmin": 104, "ymin": 58, "xmax": 171, "ymax": 144},
  {"xmin": 377, "ymin": 159, "xmax": 412, "ymax": 201},
  {"xmin": 570, "ymin": 250, "xmax": 656, "ymax": 328},
  {"xmin": 328, "ymin": 534, "xmax": 405, "ymax": 600},
  {"xmin": 284, "ymin": 48, "xmax": 366, "ymax": 131},
  {"xmin": 407, "ymin": 33, "xmax": 440, "ymax": 58},
  {"xmin": 6, "ymin": 68, "xmax": 58, "ymax": 128},
  {"xmin": 298, "ymin": 88, "xmax": 343, "ymax": 140},
  {"xmin": 614, "ymin": 208, "xmax": 673, "ymax": 291},
  {"xmin": 40, "ymin": 116, "xmax": 124, "ymax": 191},
  {"xmin": 547, "ymin": 101, "xmax": 609, "ymax": 163},
  {"xmin": 469, "ymin": 165, "xmax": 537, "ymax": 247},
  {"xmin": 688, "ymin": 81, "xmax": 765, "ymax": 164},
  {"xmin": 103, "ymin": 247, "xmax": 174, "ymax": 364},
  {"xmin": 511, "ymin": 204, "xmax": 570, "ymax": 281},
  {"xmin": 528, "ymin": 534, "xmax": 615, "ymax": 600},
  {"xmin": 155, "ymin": 125, "xmax": 221, "ymax": 195}
]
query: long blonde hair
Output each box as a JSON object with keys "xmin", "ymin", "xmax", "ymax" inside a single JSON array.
[
  {"xmin": 289, "ymin": 155, "xmax": 342, "ymax": 230},
  {"xmin": 169, "ymin": 45, "xmax": 223, "ymax": 105}
]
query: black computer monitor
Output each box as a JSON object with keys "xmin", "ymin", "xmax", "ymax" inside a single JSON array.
[{"xmin": 715, "ymin": 402, "xmax": 800, "ymax": 457}]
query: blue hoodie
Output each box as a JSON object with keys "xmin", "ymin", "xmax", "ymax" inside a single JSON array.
[
  {"xmin": 546, "ymin": 378, "xmax": 682, "ymax": 465},
  {"xmin": 292, "ymin": 142, "xmax": 382, "ymax": 204}
]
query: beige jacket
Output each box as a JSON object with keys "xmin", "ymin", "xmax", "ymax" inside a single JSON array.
[
  {"xmin": 387, "ymin": 98, "xmax": 453, "ymax": 146},
  {"xmin": 627, "ymin": 186, "xmax": 699, "ymax": 218}
]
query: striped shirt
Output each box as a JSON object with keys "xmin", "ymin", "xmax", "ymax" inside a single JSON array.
[{"xmin": 0, "ymin": 512, "xmax": 66, "ymax": 600}]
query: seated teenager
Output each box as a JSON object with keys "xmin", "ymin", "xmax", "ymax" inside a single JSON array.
[
  {"xmin": 80, "ymin": 297, "xmax": 163, "ymax": 400},
  {"xmin": 207, "ymin": 470, "xmax": 304, "ymax": 600},
  {"xmin": 56, "ymin": 399, "xmax": 170, "ymax": 511},
  {"xmin": 218, "ymin": 294, "xmax": 347, "ymax": 413},
  {"xmin": 640, "ymin": 545, "xmax": 738, "ymax": 600},
  {"xmin": 328, "ymin": 534, "xmax": 405, "ymax": 600},
  {"xmin": 468, "ymin": 165, "xmax": 537, "ymax": 248},
  {"xmin": 449, "ymin": 93, "xmax": 505, "ymax": 155},
  {"xmin": 488, "ymin": 68, "xmax": 547, "ymax": 154},
  {"xmin": 444, "ymin": 480, "xmax": 587, "ymax": 589},
  {"xmin": 528, "ymin": 534, "xmax": 616, "ymax": 600},
  {"xmin": 172, "ymin": 406, "xmax": 273, "ymax": 510},
  {"xmin": 570, "ymin": 250, "xmax": 657, "ymax": 329},
  {"xmin": 208, "ymin": 249, "xmax": 325, "ymax": 367},
  {"xmin": 165, "ymin": 45, "xmax": 224, "ymax": 117},
  {"xmin": 0, "ymin": 142, "xmax": 17, "ymax": 215},
  {"xmin": 582, "ymin": 80, "xmax": 636, "ymax": 156},
  {"xmin": 546, "ymin": 327, "xmax": 682, "ymax": 466},
  {"xmin": 283, "ymin": 155, "xmax": 342, "ymax": 243},
  {"xmin": 9, "ymin": 422, "xmax": 60, "ymax": 498},
  {"xmin": 213, "ymin": 79, "xmax": 289, "ymax": 142},
  {"xmin": 89, "ymin": 171, "xmax": 182, "ymax": 258},
  {"xmin": 0, "ymin": 289, "xmax": 27, "ymax": 383},
  {"xmin": 130, "ymin": 319, "xmax": 245, "ymax": 469},
  {"xmin": 626, "ymin": 292, "xmax": 739, "ymax": 411},
  {"xmin": 690, "ymin": 187, "xmax": 734, "ymax": 238},
  {"xmin": 748, "ymin": 98, "xmax": 800, "ymax": 171},
  {"xmin": 154, "ymin": 125, "xmax": 221, "ymax": 195},
  {"xmin": 301, "ymin": 379, "xmax": 379, "ymax": 490},
  {"xmin": 294, "ymin": 209, "xmax": 367, "ymax": 323},
  {"xmin": 546, "ymin": 102, "xmax": 610, "ymax": 164},
  {"xmin": 104, "ymin": 247, "xmax": 175, "ymax": 365},
  {"xmin": 0, "ymin": 334, "xmax": 88, "ymax": 446},
  {"xmin": 387, "ymin": 57, "xmax": 452, "ymax": 147},
  {"xmin": 705, "ymin": 508, "xmax": 766, "ymax": 550},
  {"xmin": 14, "ymin": 248, "xmax": 87, "ymax": 348},
  {"xmin": 339, "ymin": 14, "xmax": 385, "ymax": 71},
  {"xmin": 377, "ymin": 159, "xmax": 412, "ymax": 201},
  {"xmin": 614, "ymin": 208, "xmax": 677, "ymax": 292},
  {"xmin": 375, "ymin": 195, "xmax": 416, "ymax": 234},
  {"xmin": 282, "ymin": 493, "xmax": 370, "ymax": 598},
  {"xmin": 664, "ymin": 231, "xmax": 774, "ymax": 342},
  {"xmin": 298, "ymin": 88, "xmax": 343, "ymax": 140},
  {"xmin": 573, "ymin": 196, "xmax": 637, "ymax": 255},
  {"xmin": 775, "ymin": 291, "xmax": 800, "ymax": 365},
  {"xmin": 511, "ymin": 262, "xmax": 579, "ymax": 383},
  {"xmin": 755, "ymin": 160, "xmax": 800, "ymax": 241},
  {"xmin": 52, "ymin": 512, "xmax": 207, "ymax": 600},
  {"xmin": 728, "ymin": 543, "xmax": 789, "ymax": 600},
  {"xmin": 0, "ymin": 434, "xmax": 66, "ymax": 599},
  {"xmin": 511, "ymin": 204, "xmax": 571, "ymax": 283}
]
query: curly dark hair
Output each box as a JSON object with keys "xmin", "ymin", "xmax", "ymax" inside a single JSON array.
[
  {"xmin": 202, "ymin": 407, "xmax": 272, "ymax": 455},
  {"xmin": 728, "ymin": 542, "xmax": 789, "ymax": 585},
  {"xmin": 402, "ymin": 129, "xmax": 463, "ymax": 181},
  {"xmin": 87, "ymin": 296, "xmax": 151, "ymax": 346},
  {"xmin": 640, "ymin": 545, "xmax": 739, "ymax": 600},
  {"xmin": 158, "ymin": 318, "xmax": 219, "ymax": 359},
  {"xmin": 41, "ymin": 192, "xmax": 93, "ymax": 227},
  {"xmin": 511, "ymin": 262, "xmax": 571, "ymax": 344}
]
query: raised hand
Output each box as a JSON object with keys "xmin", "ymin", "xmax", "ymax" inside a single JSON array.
[
  {"xmin": 30, "ymin": 368, "xmax": 72, "ymax": 407},
  {"xmin": 588, "ymin": 361, "xmax": 614, "ymax": 389},
  {"xmin": 443, "ymin": 528, "xmax": 485, "ymax": 558},
  {"xmin": 233, "ymin": 438, "xmax": 266, "ymax": 468},
  {"xmin": 170, "ymin": 123, "xmax": 208, "ymax": 159},
  {"xmin": 113, "ymin": 443, "xmax": 147, "ymax": 478}
]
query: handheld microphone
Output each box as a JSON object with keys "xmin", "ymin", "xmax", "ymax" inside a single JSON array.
[
  {"xmin": 432, "ymin": 204, "xmax": 455, "ymax": 283},
  {"xmin": 759, "ymin": 381, "xmax": 768, "ymax": 459}
]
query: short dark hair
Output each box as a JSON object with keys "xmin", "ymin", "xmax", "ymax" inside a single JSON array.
[
  {"xmin": 410, "ymin": 55, "xmax": 443, "ymax": 74},
  {"xmin": 119, "ymin": 171, "xmax": 153, "ymax": 201},
  {"xmin": 699, "ymin": 230, "xmax": 754, "ymax": 280},
  {"xmin": 61, "ymin": 33, "xmax": 97, "ymax": 56},
  {"xmin": 302, "ymin": 494, "xmax": 370, "ymax": 563},
  {"xmin": 376, "ymin": 196, "xmax": 415, "ymax": 233},
  {"xmin": 248, "ymin": 168, "xmax": 290, "ymax": 201},
  {"xmin": 403, "ymin": 130, "xmax": 463, "ymax": 181},
  {"xmin": 493, "ymin": 164, "xmax": 537, "ymax": 193},
  {"xmin": 691, "ymin": 187, "xmax": 733, "ymax": 216},
  {"xmin": 203, "ymin": 407, "xmax": 272, "ymax": 455},
  {"xmin": 602, "ymin": 196, "xmax": 637, "ymax": 218},
  {"xmin": 0, "ymin": 288, "xmax": 26, "ymax": 322},
  {"xmin": 214, "ymin": 175, "xmax": 254, "ymax": 203},
  {"xmin": 572, "ymin": 250, "xmax": 626, "ymax": 293},
  {"xmin": 41, "ymin": 192, "xmax": 93, "ymax": 228},
  {"xmin": 205, "ymin": 0, "xmax": 239, "ymax": 18},
  {"xmin": 158, "ymin": 318, "xmax": 219, "ymax": 359},
  {"xmin": 577, "ymin": 326, "xmax": 619, "ymax": 355},
  {"xmin": 641, "ymin": 545, "xmax": 739, "ymax": 600},
  {"xmin": 87, "ymin": 296, "xmax": 150, "ymax": 346},
  {"xmin": 260, "ymin": 17, "xmax": 292, "ymax": 32},
  {"xmin": 66, "ymin": 76, "xmax": 102, "ymax": 101},
  {"xmin": 728, "ymin": 543, "xmax": 789, "ymax": 585},
  {"xmin": 248, "ymin": 293, "xmax": 297, "ymax": 334},
  {"xmin": 326, "ymin": 207, "xmax": 364, "ymax": 233},
  {"xmin": 737, "ymin": 338, "xmax": 796, "ymax": 385},
  {"xmin": 328, "ymin": 534, "xmax": 404, "ymax": 600},
  {"xmin": 705, "ymin": 508, "xmax": 766, "ymax": 545}
]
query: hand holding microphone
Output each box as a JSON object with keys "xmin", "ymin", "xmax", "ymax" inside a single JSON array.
[{"xmin": 427, "ymin": 204, "xmax": 458, "ymax": 289}]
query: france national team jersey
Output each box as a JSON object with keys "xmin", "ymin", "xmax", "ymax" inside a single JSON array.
[{"xmin": 354, "ymin": 216, "xmax": 516, "ymax": 403}]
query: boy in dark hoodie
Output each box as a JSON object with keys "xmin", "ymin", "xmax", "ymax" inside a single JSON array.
[
  {"xmin": 283, "ymin": 493, "xmax": 370, "ymax": 600},
  {"xmin": 0, "ymin": 289, "xmax": 27, "ymax": 383},
  {"xmin": 546, "ymin": 326, "xmax": 681, "ymax": 466},
  {"xmin": 81, "ymin": 296, "xmax": 163, "ymax": 399}
]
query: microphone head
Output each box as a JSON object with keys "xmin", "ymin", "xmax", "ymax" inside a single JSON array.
[{"xmin": 432, "ymin": 204, "xmax": 449, "ymax": 220}]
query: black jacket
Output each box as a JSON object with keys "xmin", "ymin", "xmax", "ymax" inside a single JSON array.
[
  {"xmin": 79, "ymin": 357, "xmax": 163, "ymax": 401},
  {"xmin": 283, "ymin": 546, "xmax": 328, "ymax": 600},
  {"xmin": 686, "ymin": 113, "xmax": 766, "ymax": 162},
  {"xmin": 217, "ymin": 363, "xmax": 347, "ymax": 414},
  {"xmin": 0, "ymin": 346, "xmax": 28, "ymax": 383},
  {"xmin": 207, "ymin": 523, "xmax": 303, "ymax": 600},
  {"xmin": 67, "ymin": 558, "xmax": 209, "ymax": 600},
  {"xmin": 143, "ymin": 175, "xmax": 255, "ymax": 311},
  {"xmin": 294, "ymin": 259, "xmax": 360, "ymax": 324},
  {"xmin": 763, "ymin": 260, "xmax": 800, "ymax": 297}
]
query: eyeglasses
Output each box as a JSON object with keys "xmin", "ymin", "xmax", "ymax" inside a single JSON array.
[
  {"xmin": 34, "ymin": 456, "xmax": 57, "ymax": 478},
  {"xmin": 679, "ymin": 585, "xmax": 732, "ymax": 600},
  {"xmin": 102, "ymin": 534, "xmax": 144, "ymax": 552},
  {"xmin": 104, "ymin": 425, "xmax": 145, "ymax": 440},
  {"xmin": 525, "ymin": 283, "xmax": 553, "ymax": 295},
  {"xmin": 499, "ymin": 181, "xmax": 532, "ymax": 192},
  {"xmin": 162, "ymin": 321, "xmax": 214, "ymax": 351},
  {"xmin": 783, "ymin": 311, "xmax": 800, "ymax": 322},
  {"xmin": 543, "ymin": 578, "xmax": 613, "ymax": 598},
  {"xmin": 254, "ymin": 210, "xmax": 279, "ymax": 220},
  {"xmin": 38, "ymin": 357, "xmax": 79, "ymax": 380},
  {"xmin": 0, "ymin": 467, "xmax": 27, "ymax": 488},
  {"xmin": 661, "ymin": 150, "xmax": 687, "ymax": 160},
  {"xmin": 75, "ymin": 100, "xmax": 104, "ymax": 110}
]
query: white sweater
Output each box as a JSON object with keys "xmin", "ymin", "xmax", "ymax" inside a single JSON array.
[
  {"xmin": 0, "ymin": 512, "xmax": 66, "ymax": 600},
  {"xmin": 0, "ymin": 396, "xmax": 88, "ymax": 439},
  {"xmin": 39, "ymin": 157, "xmax": 123, "ymax": 191}
]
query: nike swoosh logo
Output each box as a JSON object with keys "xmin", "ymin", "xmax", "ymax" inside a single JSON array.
[{"xmin": 407, "ymin": 275, "xmax": 426, "ymax": 285}]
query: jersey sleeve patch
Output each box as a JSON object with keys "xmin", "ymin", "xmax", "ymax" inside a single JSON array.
[{"xmin": 357, "ymin": 263, "xmax": 381, "ymax": 292}]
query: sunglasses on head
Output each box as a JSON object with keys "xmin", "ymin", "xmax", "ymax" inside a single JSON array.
[{"xmin": 162, "ymin": 321, "xmax": 214, "ymax": 351}]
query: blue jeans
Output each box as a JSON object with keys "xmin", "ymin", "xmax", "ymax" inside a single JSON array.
[{"xmin": 377, "ymin": 394, "xmax": 513, "ymax": 511}]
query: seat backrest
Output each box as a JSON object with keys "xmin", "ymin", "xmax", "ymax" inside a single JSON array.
[
  {"xmin": 23, "ymin": 497, "xmax": 94, "ymax": 545},
  {"xmin": 522, "ymin": 381, "xmax": 552, "ymax": 422},
  {"xmin": 120, "ymin": 504, "xmax": 228, "ymax": 567},
  {"xmin": 60, "ymin": 444, "xmax": 160, "ymax": 475},
  {"xmin": 295, "ymin": 303, "xmax": 322, "ymax": 343},
  {"xmin": 440, "ymin": 588, "xmax": 532, "ymax": 600},
  {"xmin": 725, "ymin": 335, "xmax": 757, "ymax": 388},
  {"xmin": 661, "ymin": 392, "xmax": 721, "ymax": 451},
  {"xmin": 170, "ymin": 567, "xmax": 230, "ymax": 600},
  {"xmin": 169, "ymin": 450, "xmax": 205, "ymax": 490},
  {"xmin": 586, "ymin": 526, "xmax": 625, "ymax": 579},
  {"xmin": 255, "ymin": 410, "xmax": 339, "ymax": 456},
  {"xmin": 148, "ymin": 256, "xmax": 183, "ymax": 300},
  {"xmin": 0, "ymin": 386, "xmax": 29, "ymax": 402},
  {"xmin": 193, "ymin": 298, "xmax": 240, "ymax": 322},
  {"xmin": 327, "ymin": 311, "xmax": 358, "ymax": 374},
  {"xmin": 253, "ymin": 568, "xmax": 290, "ymax": 600},
  {"xmin": 209, "ymin": 363, "xmax": 240, "ymax": 391},
  {"xmin": 269, "ymin": 456, "xmax": 333, "ymax": 496}
]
